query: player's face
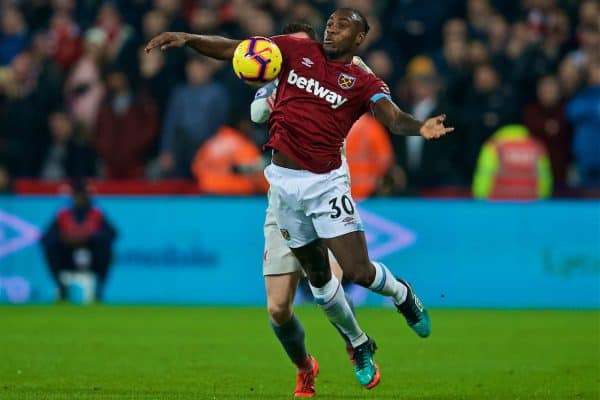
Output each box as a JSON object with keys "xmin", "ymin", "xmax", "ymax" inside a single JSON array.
[{"xmin": 323, "ymin": 10, "xmax": 365, "ymax": 58}]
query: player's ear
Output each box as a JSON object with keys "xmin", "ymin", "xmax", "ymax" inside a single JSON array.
[{"xmin": 355, "ymin": 32, "xmax": 366, "ymax": 46}]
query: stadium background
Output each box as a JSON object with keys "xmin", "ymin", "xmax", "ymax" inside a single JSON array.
[{"xmin": 0, "ymin": 0, "xmax": 598, "ymax": 399}]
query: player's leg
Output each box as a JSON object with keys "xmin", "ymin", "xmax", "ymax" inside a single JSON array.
[
  {"xmin": 312, "ymin": 167, "xmax": 430, "ymax": 338},
  {"xmin": 329, "ymin": 254, "xmax": 355, "ymax": 360},
  {"xmin": 265, "ymin": 273, "xmax": 319, "ymax": 397},
  {"xmin": 323, "ymin": 231, "xmax": 431, "ymax": 337},
  {"xmin": 265, "ymin": 163, "xmax": 379, "ymax": 389},
  {"xmin": 263, "ymin": 201, "xmax": 318, "ymax": 397}
]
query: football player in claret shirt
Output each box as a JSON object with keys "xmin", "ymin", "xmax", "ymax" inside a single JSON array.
[{"xmin": 145, "ymin": 7, "xmax": 453, "ymax": 394}]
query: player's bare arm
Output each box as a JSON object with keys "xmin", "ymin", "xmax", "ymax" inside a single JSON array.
[
  {"xmin": 373, "ymin": 97, "xmax": 454, "ymax": 139},
  {"xmin": 144, "ymin": 32, "xmax": 240, "ymax": 60}
]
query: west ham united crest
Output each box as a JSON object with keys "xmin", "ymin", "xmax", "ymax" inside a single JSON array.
[
  {"xmin": 338, "ymin": 73, "xmax": 356, "ymax": 90},
  {"xmin": 280, "ymin": 229, "xmax": 290, "ymax": 241}
]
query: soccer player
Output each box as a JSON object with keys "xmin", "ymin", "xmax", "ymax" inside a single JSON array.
[
  {"xmin": 254, "ymin": 22, "xmax": 368, "ymax": 398},
  {"xmin": 145, "ymin": 7, "xmax": 453, "ymax": 392}
]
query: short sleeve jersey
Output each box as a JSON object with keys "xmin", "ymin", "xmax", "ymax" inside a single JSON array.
[{"xmin": 266, "ymin": 35, "xmax": 390, "ymax": 173}]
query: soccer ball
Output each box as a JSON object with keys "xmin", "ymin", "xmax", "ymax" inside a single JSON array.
[{"xmin": 232, "ymin": 36, "xmax": 283, "ymax": 87}]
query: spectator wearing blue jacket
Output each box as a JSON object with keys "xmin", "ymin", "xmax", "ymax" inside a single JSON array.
[
  {"xmin": 158, "ymin": 56, "xmax": 229, "ymax": 178},
  {"xmin": 566, "ymin": 62, "xmax": 600, "ymax": 187}
]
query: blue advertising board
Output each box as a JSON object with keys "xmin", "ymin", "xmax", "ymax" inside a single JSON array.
[{"xmin": 0, "ymin": 196, "xmax": 598, "ymax": 308}]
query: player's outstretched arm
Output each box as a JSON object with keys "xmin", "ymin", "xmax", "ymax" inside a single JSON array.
[
  {"xmin": 373, "ymin": 98, "xmax": 454, "ymax": 139},
  {"xmin": 144, "ymin": 32, "xmax": 241, "ymax": 60}
]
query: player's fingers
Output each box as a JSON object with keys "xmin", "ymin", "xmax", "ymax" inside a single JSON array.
[
  {"xmin": 444, "ymin": 127, "xmax": 455, "ymax": 133},
  {"xmin": 436, "ymin": 114, "xmax": 447, "ymax": 123},
  {"xmin": 144, "ymin": 41, "xmax": 157, "ymax": 53},
  {"xmin": 145, "ymin": 39, "xmax": 165, "ymax": 53}
]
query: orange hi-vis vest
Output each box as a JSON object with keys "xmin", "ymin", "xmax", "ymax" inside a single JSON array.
[
  {"xmin": 192, "ymin": 126, "xmax": 268, "ymax": 195},
  {"xmin": 346, "ymin": 114, "xmax": 393, "ymax": 200}
]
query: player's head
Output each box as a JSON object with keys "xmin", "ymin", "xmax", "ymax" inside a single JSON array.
[
  {"xmin": 323, "ymin": 8, "xmax": 370, "ymax": 59},
  {"xmin": 282, "ymin": 22, "xmax": 318, "ymax": 41}
]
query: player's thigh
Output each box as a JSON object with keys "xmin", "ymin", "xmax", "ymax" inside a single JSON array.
[
  {"xmin": 263, "ymin": 205, "xmax": 304, "ymax": 276},
  {"xmin": 265, "ymin": 272, "xmax": 302, "ymax": 324},
  {"xmin": 323, "ymin": 231, "xmax": 374, "ymax": 286},
  {"xmin": 264, "ymin": 165, "xmax": 319, "ymax": 248}
]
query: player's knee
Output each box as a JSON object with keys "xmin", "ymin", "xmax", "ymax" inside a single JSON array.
[
  {"xmin": 268, "ymin": 302, "xmax": 293, "ymax": 325},
  {"xmin": 343, "ymin": 261, "xmax": 375, "ymax": 287},
  {"xmin": 305, "ymin": 269, "xmax": 331, "ymax": 288}
]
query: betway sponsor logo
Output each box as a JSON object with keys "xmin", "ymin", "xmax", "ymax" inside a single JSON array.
[{"xmin": 287, "ymin": 69, "xmax": 348, "ymax": 109}]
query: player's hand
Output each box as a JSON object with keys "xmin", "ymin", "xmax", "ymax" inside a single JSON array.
[
  {"xmin": 419, "ymin": 114, "xmax": 454, "ymax": 140},
  {"xmin": 145, "ymin": 32, "xmax": 189, "ymax": 53}
]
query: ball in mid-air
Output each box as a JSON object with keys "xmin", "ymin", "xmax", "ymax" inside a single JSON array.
[{"xmin": 232, "ymin": 36, "xmax": 282, "ymax": 87}]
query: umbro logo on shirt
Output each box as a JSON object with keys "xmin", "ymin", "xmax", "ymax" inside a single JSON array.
[
  {"xmin": 301, "ymin": 57, "xmax": 314, "ymax": 68},
  {"xmin": 287, "ymin": 69, "xmax": 348, "ymax": 109}
]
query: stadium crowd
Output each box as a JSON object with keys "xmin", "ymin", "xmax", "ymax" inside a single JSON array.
[{"xmin": 0, "ymin": 0, "xmax": 598, "ymax": 196}]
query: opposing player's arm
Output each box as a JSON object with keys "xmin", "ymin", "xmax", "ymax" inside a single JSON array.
[
  {"xmin": 144, "ymin": 32, "xmax": 240, "ymax": 60},
  {"xmin": 373, "ymin": 97, "xmax": 454, "ymax": 139},
  {"xmin": 251, "ymin": 81, "xmax": 278, "ymax": 123}
]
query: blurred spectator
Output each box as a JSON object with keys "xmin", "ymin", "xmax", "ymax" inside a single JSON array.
[
  {"xmin": 64, "ymin": 28, "xmax": 107, "ymax": 133},
  {"xmin": 523, "ymin": 75, "xmax": 572, "ymax": 188},
  {"xmin": 558, "ymin": 57, "xmax": 583, "ymax": 98},
  {"xmin": 284, "ymin": 1, "xmax": 324, "ymax": 36},
  {"xmin": 468, "ymin": 39, "xmax": 491, "ymax": 66},
  {"xmin": 577, "ymin": 0, "xmax": 600, "ymax": 27},
  {"xmin": 566, "ymin": 61, "xmax": 600, "ymax": 188},
  {"xmin": 566, "ymin": 17, "xmax": 600, "ymax": 68},
  {"xmin": 41, "ymin": 110, "xmax": 96, "ymax": 180},
  {"xmin": 93, "ymin": 68, "xmax": 158, "ymax": 179},
  {"xmin": 512, "ymin": 9, "xmax": 571, "ymax": 101},
  {"xmin": 48, "ymin": 8, "xmax": 83, "ymax": 71},
  {"xmin": 140, "ymin": 8, "xmax": 185, "ymax": 114},
  {"xmin": 389, "ymin": 0, "xmax": 456, "ymax": 59},
  {"xmin": 467, "ymin": 0, "xmax": 495, "ymax": 40},
  {"xmin": 0, "ymin": 6, "xmax": 28, "ymax": 66},
  {"xmin": 41, "ymin": 181, "xmax": 117, "ymax": 302},
  {"xmin": 486, "ymin": 14, "xmax": 509, "ymax": 56},
  {"xmin": 357, "ymin": 14, "xmax": 402, "ymax": 65},
  {"xmin": 462, "ymin": 63, "xmax": 517, "ymax": 177},
  {"xmin": 0, "ymin": 164, "xmax": 11, "ymax": 193},
  {"xmin": 154, "ymin": 0, "xmax": 188, "ymax": 31},
  {"xmin": 239, "ymin": 8, "xmax": 276, "ymax": 37},
  {"xmin": 394, "ymin": 56, "xmax": 462, "ymax": 188},
  {"xmin": 189, "ymin": 7, "xmax": 219, "ymax": 34},
  {"xmin": 0, "ymin": 50, "xmax": 61, "ymax": 177},
  {"xmin": 346, "ymin": 114, "xmax": 395, "ymax": 200},
  {"xmin": 158, "ymin": 56, "xmax": 229, "ymax": 178},
  {"xmin": 472, "ymin": 124, "xmax": 552, "ymax": 200},
  {"xmin": 94, "ymin": 2, "xmax": 138, "ymax": 79},
  {"xmin": 191, "ymin": 113, "xmax": 268, "ymax": 195},
  {"xmin": 364, "ymin": 49, "xmax": 395, "ymax": 83}
]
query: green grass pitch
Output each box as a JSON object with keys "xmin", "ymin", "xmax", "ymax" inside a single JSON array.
[{"xmin": 1, "ymin": 306, "xmax": 598, "ymax": 399}]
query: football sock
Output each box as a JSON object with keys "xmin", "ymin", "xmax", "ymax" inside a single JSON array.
[
  {"xmin": 368, "ymin": 261, "xmax": 408, "ymax": 305},
  {"xmin": 310, "ymin": 276, "xmax": 367, "ymax": 348},
  {"xmin": 331, "ymin": 292, "xmax": 355, "ymax": 347},
  {"xmin": 270, "ymin": 314, "xmax": 310, "ymax": 370}
]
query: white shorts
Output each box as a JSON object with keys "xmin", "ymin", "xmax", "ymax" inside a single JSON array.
[
  {"xmin": 263, "ymin": 190, "xmax": 339, "ymax": 276},
  {"xmin": 263, "ymin": 194, "xmax": 303, "ymax": 275},
  {"xmin": 263, "ymin": 162, "xmax": 363, "ymax": 249}
]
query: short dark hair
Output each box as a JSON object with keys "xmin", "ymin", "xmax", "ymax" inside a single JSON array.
[
  {"xmin": 338, "ymin": 7, "xmax": 370, "ymax": 34},
  {"xmin": 282, "ymin": 22, "xmax": 318, "ymax": 41}
]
